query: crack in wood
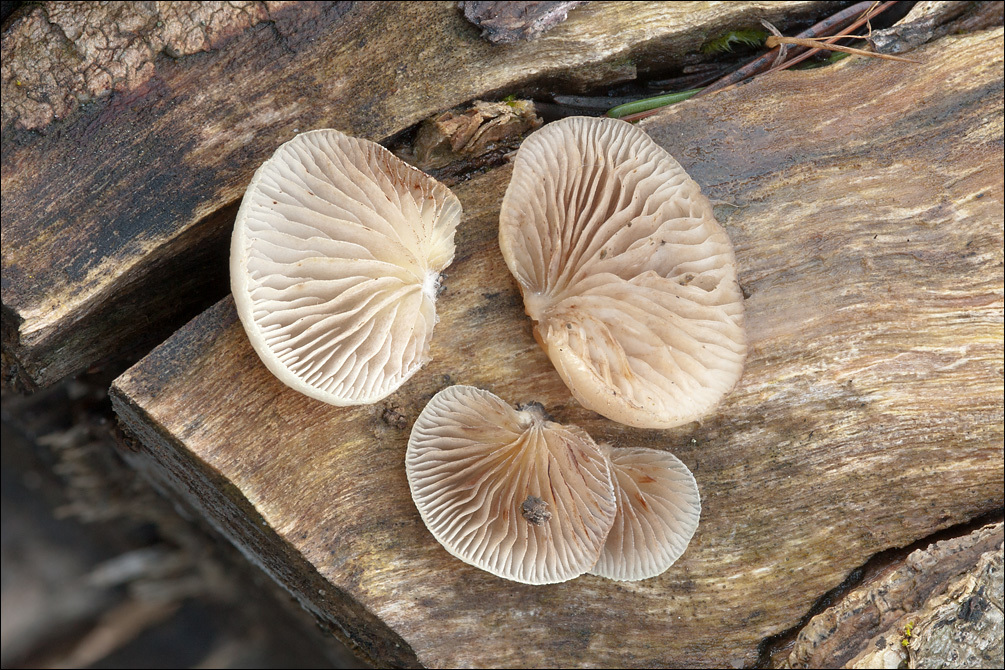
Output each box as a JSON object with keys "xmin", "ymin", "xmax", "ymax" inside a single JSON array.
[{"xmin": 757, "ymin": 508, "xmax": 1005, "ymax": 668}]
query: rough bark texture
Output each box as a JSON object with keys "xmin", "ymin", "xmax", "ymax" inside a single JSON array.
[
  {"xmin": 784, "ymin": 522, "xmax": 1004, "ymax": 669},
  {"xmin": 1, "ymin": 0, "xmax": 837, "ymax": 391},
  {"xmin": 909, "ymin": 540, "xmax": 1004, "ymax": 669},
  {"xmin": 406, "ymin": 100, "xmax": 542, "ymax": 172},
  {"xmin": 460, "ymin": 1, "xmax": 586, "ymax": 43},
  {"xmin": 110, "ymin": 29, "xmax": 1005, "ymax": 668},
  {"xmin": 871, "ymin": 1, "xmax": 1005, "ymax": 54}
]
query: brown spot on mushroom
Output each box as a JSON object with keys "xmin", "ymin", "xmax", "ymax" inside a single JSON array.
[{"xmin": 521, "ymin": 495, "xmax": 552, "ymax": 525}]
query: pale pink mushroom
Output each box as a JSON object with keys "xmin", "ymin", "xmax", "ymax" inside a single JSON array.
[
  {"xmin": 406, "ymin": 385, "xmax": 617, "ymax": 585},
  {"xmin": 499, "ymin": 116, "xmax": 746, "ymax": 428},
  {"xmin": 231, "ymin": 129, "xmax": 461, "ymax": 405},
  {"xmin": 590, "ymin": 443, "xmax": 701, "ymax": 581}
]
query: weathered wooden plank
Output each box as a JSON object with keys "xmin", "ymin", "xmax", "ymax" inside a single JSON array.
[
  {"xmin": 110, "ymin": 29, "xmax": 1005, "ymax": 668},
  {"xmin": 0, "ymin": 1, "xmax": 837, "ymax": 391}
]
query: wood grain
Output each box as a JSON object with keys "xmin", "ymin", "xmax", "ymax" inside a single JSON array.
[
  {"xmin": 1, "ymin": 0, "xmax": 835, "ymax": 390},
  {"xmin": 111, "ymin": 29, "xmax": 1004, "ymax": 668}
]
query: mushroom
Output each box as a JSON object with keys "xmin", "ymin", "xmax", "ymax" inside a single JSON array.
[
  {"xmin": 231, "ymin": 129, "xmax": 461, "ymax": 405},
  {"xmin": 498, "ymin": 116, "xmax": 746, "ymax": 428},
  {"xmin": 406, "ymin": 385, "xmax": 617, "ymax": 585},
  {"xmin": 589, "ymin": 443, "xmax": 700, "ymax": 581}
]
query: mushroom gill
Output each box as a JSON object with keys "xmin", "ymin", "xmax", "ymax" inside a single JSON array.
[
  {"xmin": 406, "ymin": 385, "xmax": 617, "ymax": 585},
  {"xmin": 498, "ymin": 116, "xmax": 746, "ymax": 428},
  {"xmin": 590, "ymin": 443, "xmax": 700, "ymax": 582},
  {"xmin": 231, "ymin": 129, "xmax": 461, "ymax": 406}
]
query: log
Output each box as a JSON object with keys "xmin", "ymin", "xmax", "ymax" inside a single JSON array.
[
  {"xmin": 110, "ymin": 28, "xmax": 1004, "ymax": 667},
  {"xmin": 0, "ymin": 0, "xmax": 836, "ymax": 391},
  {"xmin": 908, "ymin": 539, "xmax": 1003, "ymax": 670},
  {"xmin": 783, "ymin": 522, "xmax": 1004, "ymax": 669}
]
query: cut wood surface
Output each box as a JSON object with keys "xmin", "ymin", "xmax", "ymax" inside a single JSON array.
[
  {"xmin": 111, "ymin": 29, "xmax": 1004, "ymax": 668},
  {"xmin": 0, "ymin": 0, "xmax": 835, "ymax": 390}
]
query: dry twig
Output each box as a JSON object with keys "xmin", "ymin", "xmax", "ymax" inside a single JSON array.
[
  {"xmin": 765, "ymin": 1, "xmax": 900, "ymax": 73},
  {"xmin": 765, "ymin": 35, "xmax": 921, "ymax": 62},
  {"xmin": 692, "ymin": 0, "xmax": 884, "ymax": 99},
  {"xmin": 610, "ymin": 1, "xmax": 912, "ymax": 123}
]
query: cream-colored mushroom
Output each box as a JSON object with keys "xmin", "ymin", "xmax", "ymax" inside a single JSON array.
[
  {"xmin": 590, "ymin": 443, "xmax": 700, "ymax": 581},
  {"xmin": 231, "ymin": 129, "xmax": 461, "ymax": 405},
  {"xmin": 406, "ymin": 385, "xmax": 617, "ymax": 585},
  {"xmin": 499, "ymin": 116, "xmax": 746, "ymax": 428}
]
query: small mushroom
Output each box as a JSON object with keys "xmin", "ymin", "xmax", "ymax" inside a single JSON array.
[
  {"xmin": 589, "ymin": 443, "xmax": 700, "ymax": 581},
  {"xmin": 231, "ymin": 129, "xmax": 461, "ymax": 405},
  {"xmin": 498, "ymin": 116, "xmax": 746, "ymax": 428},
  {"xmin": 406, "ymin": 385, "xmax": 617, "ymax": 585}
]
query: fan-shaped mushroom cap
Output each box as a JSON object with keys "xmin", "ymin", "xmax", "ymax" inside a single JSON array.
[
  {"xmin": 406, "ymin": 385, "xmax": 617, "ymax": 585},
  {"xmin": 589, "ymin": 444, "xmax": 700, "ymax": 581},
  {"xmin": 231, "ymin": 129, "xmax": 461, "ymax": 405},
  {"xmin": 499, "ymin": 116, "xmax": 746, "ymax": 428}
]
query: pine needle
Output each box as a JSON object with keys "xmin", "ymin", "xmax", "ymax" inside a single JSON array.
[{"xmin": 765, "ymin": 36, "xmax": 922, "ymax": 63}]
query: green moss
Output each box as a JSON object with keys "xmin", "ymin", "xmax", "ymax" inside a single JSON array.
[
  {"xmin": 901, "ymin": 621, "xmax": 914, "ymax": 648},
  {"xmin": 701, "ymin": 28, "xmax": 768, "ymax": 54}
]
